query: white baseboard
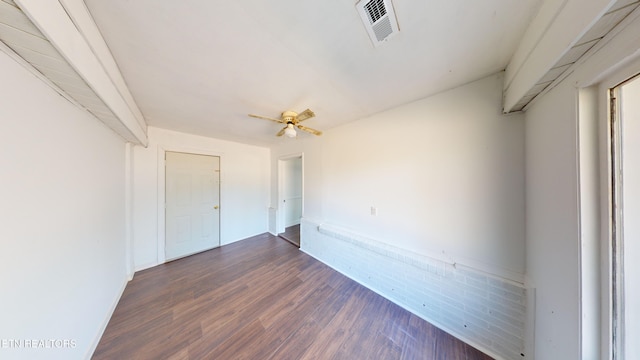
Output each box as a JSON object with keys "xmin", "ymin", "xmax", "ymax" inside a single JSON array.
[{"xmin": 84, "ymin": 277, "xmax": 128, "ymax": 360}]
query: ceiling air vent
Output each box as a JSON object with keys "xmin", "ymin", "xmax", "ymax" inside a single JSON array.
[{"xmin": 357, "ymin": 0, "xmax": 399, "ymax": 47}]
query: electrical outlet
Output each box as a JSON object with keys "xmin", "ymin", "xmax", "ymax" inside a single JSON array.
[{"xmin": 370, "ymin": 206, "xmax": 377, "ymax": 216}]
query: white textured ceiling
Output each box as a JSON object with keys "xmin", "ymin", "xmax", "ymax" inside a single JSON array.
[{"xmin": 83, "ymin": 0, "xmax": 541, "ymax": 146}]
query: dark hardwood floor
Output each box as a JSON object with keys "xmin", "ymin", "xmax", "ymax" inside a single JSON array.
[
  {"xmin": 93, "ymin": 233, "xmax": 493, "ymax": 360},
  {"xmin": 279, "ymin": 224, "xmax": 300, "ymax": 247}
]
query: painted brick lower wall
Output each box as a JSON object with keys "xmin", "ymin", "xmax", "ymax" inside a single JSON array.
[{"xmin": 300, "ymin": 219, "xmax": 527, "ymax": 360}]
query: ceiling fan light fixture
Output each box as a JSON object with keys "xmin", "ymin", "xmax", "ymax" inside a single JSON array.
[{"xmin": 284, "ymin": 123, "xmax": 297, "ymax": 138}]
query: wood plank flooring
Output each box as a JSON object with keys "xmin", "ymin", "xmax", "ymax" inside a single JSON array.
[
  {"xmin": 279, "ymin": 224, "xmax": 300, "ymax": 247},
  {"xmin": 93, "ymin": 233, "xmax": 493, "ymax": 360}
]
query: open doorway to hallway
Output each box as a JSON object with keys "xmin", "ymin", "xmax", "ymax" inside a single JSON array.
[{"xmin": 278, "ymin": 155, "xmax": 302, "ymax": 247}]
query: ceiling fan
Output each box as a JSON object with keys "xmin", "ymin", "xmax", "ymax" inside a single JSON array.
[{"xmin": 248, "ymin": 109, "xmax": 323, "ymax": 138}]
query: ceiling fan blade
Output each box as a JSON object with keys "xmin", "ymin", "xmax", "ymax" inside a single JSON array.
[
  {"xmin": 296, "ymin": 109, "xmax": 315, "ymax": 122},
  {"xmin": 248, "ymin": 114, "xmax": 285, "ymax": 123},
  {"xmin": 297, "ymin": 124, "xmax": 322, "ymax": 136},
  {"xmin": 276, "ymin": 126, "xmax": 287, "ymax": 137}
]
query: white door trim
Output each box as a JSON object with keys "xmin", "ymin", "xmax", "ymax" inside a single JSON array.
[
  {"xmin": 596, "ymin": 57, "xmax": 640, "ymax": 360},
  {"xmin": 125, "ymin": 142, "xmax": 135, "ymax": 280},
  {"xmin": 277, "ymin": 153, "xmax": 304, "ymax": 234},
  {"xmin": 157, "ymin": 145, "xmax": 224, "ymax": 264}
]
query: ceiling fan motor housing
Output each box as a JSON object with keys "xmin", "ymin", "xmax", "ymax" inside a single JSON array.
[{"xmin": 281, "ymin": 110, "xmax": 298, "ymax": 123}]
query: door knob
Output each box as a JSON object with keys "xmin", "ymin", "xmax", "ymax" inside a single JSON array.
[{"xmin": 214, "ymin": 206, "xmax": 219, "ymax": 210}]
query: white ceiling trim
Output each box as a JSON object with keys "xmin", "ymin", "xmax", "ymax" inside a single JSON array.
[
  {"xmin": 12, "ymin": 0, "xmax": 148, "ymax": 145},
  {"xmin": 59, "ymin": 0, "xmax": 147, "ymax": 132},
  {"xmin": 503, "ymin": 0, "xmax": 617, "ymax": 112},
  {"xmin": 518, "ymin": 1, "xmax": 640, "ymax": 112}
]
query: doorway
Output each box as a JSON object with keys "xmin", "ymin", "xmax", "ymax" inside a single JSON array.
[
  {"xmin": 278, "ymin": 155, "xmax": 303, "ymax": 247},
  {"xmin": 609, "ymin": 73, "xmax": 640, "ymax": 358},
  {"xmin": 165, "ymin": 151, "xmax": 220, "ymax": 261}
]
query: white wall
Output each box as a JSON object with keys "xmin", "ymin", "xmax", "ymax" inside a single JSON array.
[
  {"xmin": 0, "ymin": 51, "xmax": 128, "ymax": 359},
  {"xmin": 578, "ymin": 86, "xmax": 601, "ymax": 360},
  {"xmin": 525, "ymin": 80, "xmax": 581, "ymax": 360},
  {"xmin": 272, "ymin": 73, "xmax": 526, "ymax": 279},
  {"xmin": 132, "ymin": 127, "xmax": 270, "ymax": 270}
]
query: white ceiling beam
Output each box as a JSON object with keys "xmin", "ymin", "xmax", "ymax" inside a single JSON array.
[
  {"xmin": 503, "ymin": 0, "xmax": 616, "ymax": 113},
  {"xmin": 15, "ymin": 0, "xmax": 148, "ymax": 146}
]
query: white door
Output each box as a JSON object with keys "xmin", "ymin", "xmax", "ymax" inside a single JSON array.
[{"xmin": 165, "ymin": 152, "xmax": 220, "ymax": 261}]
